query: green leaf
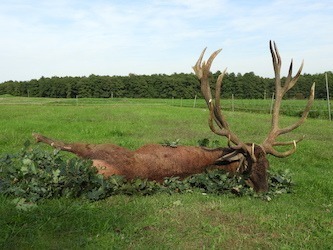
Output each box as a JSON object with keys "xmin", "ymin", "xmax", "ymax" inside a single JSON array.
[
  {"xmin": 22, "ymin": 158, "xmax": 32, "ymax": 165},
  {"xmin": 12, "ymin": 198, "xmax": 38, "ymax": 211},
  {"xmin": 20, "ymin": 165, "xmax": 28, "ymax": 173}
]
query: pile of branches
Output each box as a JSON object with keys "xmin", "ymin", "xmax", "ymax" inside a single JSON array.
[{"xmin": 0, "ymin": 142, "xmax": 293, "ymax": 207}]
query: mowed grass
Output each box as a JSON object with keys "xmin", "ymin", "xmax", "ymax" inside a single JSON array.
[{"xmin": 0, "ymin": 97, "xmax": 333, "ymax": 249}]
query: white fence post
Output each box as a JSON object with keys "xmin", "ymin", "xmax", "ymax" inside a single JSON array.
[{"xmin": 193, "ymin": 94, "xmax": 197, "ymax": 108}]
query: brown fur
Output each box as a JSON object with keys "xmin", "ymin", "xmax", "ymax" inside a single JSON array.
[
  {"xmin": 244, "ymin": 146, "xmax": 269, "ymax": 193},
  {"xmin": 214, "ymin": 145, "xmax": 269, "ymax": 192},
  {"xmin": 32, "ymin": 133, "xmax": 269, "ymax": 191}
]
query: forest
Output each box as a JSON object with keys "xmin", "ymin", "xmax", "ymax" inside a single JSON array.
[{"xmin": 0, "ymin": 71, "xmax": 331, "ymax": 99}]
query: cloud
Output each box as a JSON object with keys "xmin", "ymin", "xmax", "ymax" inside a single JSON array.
[{"xmin": 0, "ymin": 0, "xmax": 332, "ymax": 82}]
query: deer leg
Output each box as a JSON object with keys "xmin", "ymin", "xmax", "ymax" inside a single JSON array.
[{"xmin": 32, "ymin": 133, "xmax": 73, "ymax": 151}]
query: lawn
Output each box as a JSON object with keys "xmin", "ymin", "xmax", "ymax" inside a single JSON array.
[{"xmin": 0, "ymin": 97, "xmax": 332, "ymax": 249}]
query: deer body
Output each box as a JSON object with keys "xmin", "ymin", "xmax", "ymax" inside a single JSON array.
[{"xmin": 33, "ymin": 133, "xmax": 236, "ymax": 182}]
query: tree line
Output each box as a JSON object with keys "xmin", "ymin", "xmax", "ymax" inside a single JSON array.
[{"xmin": 0, "ymin": 71, "xmax": 331, "ymax": 99}]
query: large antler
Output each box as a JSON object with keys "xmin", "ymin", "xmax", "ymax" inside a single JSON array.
[
  {"xmin": 193, "ymin": 48, "xmax": 255, "ymax": 160},
  {"xmin": 261, "ymin": 41, "xmax": 315, "ymax": 157}
]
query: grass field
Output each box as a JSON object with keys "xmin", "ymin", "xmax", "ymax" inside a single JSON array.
[
  {"xmin": 0, "ymin": 95, "xmax": 331, "ymax": 119},
  {"xmin": 0, "ymin": 96, "xmax": 332, "ymax": 249}
]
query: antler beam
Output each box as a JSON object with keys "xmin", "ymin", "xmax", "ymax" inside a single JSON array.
[
  {"xmin": 193, "ymin": 48, "xmax": 255, "ymax": 160},
  {"xmin": 261, "ymin": 41, "xmax": 315, "ymax": 157}
]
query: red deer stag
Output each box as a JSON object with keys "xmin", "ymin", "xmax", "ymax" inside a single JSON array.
[{"xmin": 32, "ymin": 41, "xmax": 315, "ymax": 192}]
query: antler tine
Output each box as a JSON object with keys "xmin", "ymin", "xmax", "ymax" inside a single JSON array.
[
  {"xmin": 193, "ymin": 48, "xmax": 255, "ymax": 160},
  {"xmin": 271, "ymin": 39, "xmax": 304, "ymax": 95},
  {"xmin": 267, "ymin": 140, "xmax": 298, "ymax": 158},
  {"xmin": 206, "ymin": 49, "xmax": 223, "ymax": 72},
  {"xmin": 262, "ymin": 41, "xmax": 315, "ymax": 157},
  {"xmin": 283, "ymin": 60, "xmax": 304, "ymax": 94},
  {"xmin": 214, "ymin": 68, "xmax": 229, "ymax": 129},
  {"xmin": 193, "ymin": 47, "xmax": 207, "ymax": 80},
  {"xmin": 205, "ymin": 69, "xmax": 230, "ymax": 136},
  {"xmin": 284, "ymin": 59, "xmax": 293, "ymax": 87},
  {"xmin": 193, "ymin": 48, "xmax": 221, "ymax": 106},
  {"xmin": 269, "ymin": 40, "xmax": 283, "ymax": 132},
  {"xmin": 270, "ymin": 40, "xmax": 281, "ymax": 77},
  {"xmin": 278, "ymin": 82, "xmax": 315, "ymax": 136}
]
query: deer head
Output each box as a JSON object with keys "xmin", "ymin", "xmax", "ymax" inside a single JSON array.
[{"xmin": 193, "ymin": 40, "xmax": 315, "ymax": 192}]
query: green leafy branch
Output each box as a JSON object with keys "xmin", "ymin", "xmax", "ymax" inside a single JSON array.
[{"xmin": 0, "ymin": 141, "xmax": 294, "ymax": 207}]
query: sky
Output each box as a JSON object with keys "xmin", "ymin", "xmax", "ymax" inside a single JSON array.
[{"xmin": 0, "ymin": 0, "xmax": 332, "ymax": 82}]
